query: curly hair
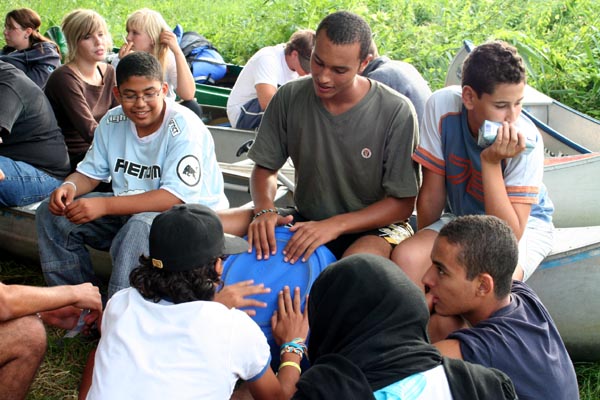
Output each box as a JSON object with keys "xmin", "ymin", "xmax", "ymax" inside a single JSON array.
[
  {"xmin": 129, "ymin": 255, "xmax": 222, "ymax": 304},
  {"xmin": 461, "ymin": 40, "xmax": 526, "ymax": 97}
]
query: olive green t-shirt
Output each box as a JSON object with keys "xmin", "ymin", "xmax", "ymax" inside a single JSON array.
[{"xmin": 248, "ymin": 76, "xmax": 420, "ymax": 221}]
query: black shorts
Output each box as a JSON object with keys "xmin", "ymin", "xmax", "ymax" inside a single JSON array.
[{"xmin": 277, "ymin": 207, "xmax": 414, "ymax": 259}]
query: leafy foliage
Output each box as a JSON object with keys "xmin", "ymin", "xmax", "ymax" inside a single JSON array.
[{"xmin": 2, "ymin": 0, "xmax": 598, "ymax": 116}]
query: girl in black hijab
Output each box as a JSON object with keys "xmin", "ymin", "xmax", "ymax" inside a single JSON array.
[{"xmin": 293, "ymin": 254, "xmax": 517, "ymax": 400}]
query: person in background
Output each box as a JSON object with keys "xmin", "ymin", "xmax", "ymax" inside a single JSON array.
[
  {"xmin": 36, "ymin": 52, "xmax": 228, "ymax": 301},
  {"xmin": 1, "ymin": 7, "xmax": 60, "ymax": 89},
  {"xmin": 362, "ymin": 40, "xmax": 432, "ymax": 123},
  {"xmin": 427, "ymin": 215, "xmax": 578, "ymax": 400},
  {"xmin": 44, "ymin": 9, "xmax": 119, "ymax": 173},
  {"xmin": 226, "ymin": 29, "xmax": 315, "ymax": 130},
  {"xmin": 0, "ymin": 280, "xmax": 101, "ymax": 400},
  {"xmin": 293, "ymin": 253, "xmax": 517, "ymax": 400},
  {"xmin": 0, "ymin": 60, "xmax": 70, "ymax": 206},
  {"xmin": 113, "ymin": 8, "xmax": 202, "ymax": 117}
]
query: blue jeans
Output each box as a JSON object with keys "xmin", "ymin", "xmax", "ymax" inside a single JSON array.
[
  {"xmin": 0, "ymin": 156, "xmax": 63, "ymax": 206},
  {"xmin": 36, "ymin": 193, "xmax": 159, "ymax": 298}
]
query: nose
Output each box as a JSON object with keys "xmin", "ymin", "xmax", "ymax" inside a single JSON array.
[
  {"xmin": 126, "ymin": 32, "xmax": 133, "ymax": 42},
  {"xmin": 505, "ymin": 105, "xmax": 521, "ymax": 123},
  {"xmin": 421, "ymin": 265, "xmax": 436, "ymax": 288},
  {"xmin": 315, "ymin": 67, "xmax": 331, "ymax": 85}
]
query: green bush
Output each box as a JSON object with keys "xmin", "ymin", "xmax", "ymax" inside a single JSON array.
[{"xmin": 2, "ymin": 0, "xmax": 599, "ymax": 117}]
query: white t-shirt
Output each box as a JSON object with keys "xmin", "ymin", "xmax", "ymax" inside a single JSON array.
[
  {"xmin": 87, "ymin": 288, "xmax": 271, "ymax": 400},
  {"xmin": 227, "ymin": 44, "xmax": 298, "ymax": 127},
  {"xmin": 78, "ymin": 98, "xmax": 229, "ymax": 210},
  {"xmin": 373, "ymin": 365, "xmax": 453, "ymax": 400}
]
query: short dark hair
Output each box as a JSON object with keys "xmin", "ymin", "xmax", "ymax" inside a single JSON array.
[
  {"xmin": 461, "ymin": 40, "xmax": 526, "ymax": 97},
  {"xmin": 438, "ymin": 215, "xmax": 517, "ymax": 298},
  {"xmin": 129, "ymin": 255, "xmax": 221, "ymax": 304},
  {"xmin": 116, "ymin": 51, "xmax": 163, "ymax": 87},
  {"xmin": 316, "ymin": 11, "xmax": 372, "ymax": 61}
]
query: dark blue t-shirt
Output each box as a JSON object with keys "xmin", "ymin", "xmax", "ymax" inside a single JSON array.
[{"xmin": 449, "ymin": 280, "xmax": 579, "ymax": 400}]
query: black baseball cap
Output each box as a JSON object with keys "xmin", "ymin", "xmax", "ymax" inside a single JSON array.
[{"xmin": 149, "ymin": 204, "xmax": 248, "ymax": 272}]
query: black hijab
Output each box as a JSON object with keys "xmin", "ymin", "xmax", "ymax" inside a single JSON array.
[{"xmin": 295, "ymin": 253, "xmax": 442, "ymax": 398}]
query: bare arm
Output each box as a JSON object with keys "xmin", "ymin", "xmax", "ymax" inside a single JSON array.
[
  {"xmin": 433, "ymin": 339, "xmax": 463, "ymax": 360},
  {"xmin": 480, "ymin": 123, "xmax": 530, "ymax": 239},
  {"xmin": 247, "ymin": 165, "xmax": 289, "ymax": 260},
  {"xmin": 0, "ymin": 282, "xmax": 101, "ymax": 322},
  {"xmin": 63, "ymin": 188, "xmax": 182, "ymax": 224},
  {"xmin": 249, "ymin": 286, "xmax": 309, "ymax": 399},
  {"xmin": 255, "ymin": 83, "xmax": 278, "ymax": 111},
  {"xmin": 161, "ymin": 31, "xmax": 196, "ymax": 101},
  {"xmin": 47, "ymin": 172, "xmax": 101, "ymax": 215},
  {"xmin": 416, "ymin": 169, "xmax": 447, "ymax": 230}
]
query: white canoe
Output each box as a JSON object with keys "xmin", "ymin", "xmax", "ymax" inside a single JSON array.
[{"xmin": 529, "ymin": 226, "xmax": 600, "ymax": 361}]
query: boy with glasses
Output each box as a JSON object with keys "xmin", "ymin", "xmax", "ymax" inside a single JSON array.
[{"xmin": 36, "ymin": 51, "xmax": 228, "ymax": 300}]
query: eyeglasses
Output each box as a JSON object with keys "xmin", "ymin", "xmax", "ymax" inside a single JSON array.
[{"xmin": 120, "ymin": 90, "xmax": 161, "ymax": 104}]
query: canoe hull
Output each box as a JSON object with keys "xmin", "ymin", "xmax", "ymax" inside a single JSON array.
[
  {"xmin": 544, "ymin": 154, "xmax": 600, "ymax": 228},
  {"xmin": 528, "ymin": 226, "xmax": 600, "ymax": 361}
]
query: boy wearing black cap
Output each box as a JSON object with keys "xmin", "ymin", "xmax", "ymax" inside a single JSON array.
[{"xmin": 86, "ymin": 204, "xmax": 308, "ymax": 399}]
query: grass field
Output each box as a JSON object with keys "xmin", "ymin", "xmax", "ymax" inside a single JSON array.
[
  {"xmin": 1, "ymin": 0, "xmax": 599, "ymax": 398},
  {"xmin": 1, "ymin": 255, "xmax": 599, "ymax": 399}
]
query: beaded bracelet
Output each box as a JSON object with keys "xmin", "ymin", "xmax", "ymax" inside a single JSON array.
[
  {"xmin": 278, "ymin": 361, "xmax": 301, "ymax": 374},
  {"xmin": 252, "ymin": 208, "xmax": 278, "ymax": 221},
  {"xmin": 280, "ymin": 338, "xmax": 307, "ymax": 358},
  {"xmin": 280, "ymin": 345, "xmax": 304, "ymax": 358}
]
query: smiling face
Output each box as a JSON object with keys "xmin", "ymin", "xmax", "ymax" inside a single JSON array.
[
  {"xmin": 3, "ymin": 17, "xmax": 31, "ymax": 50},
  {"xmin": 463, "ymin": 81, "xmax": 526, "ymax": 136},
  {"xmin": 421, "ymin": 236, "xmax": 481, "ymax": 320},
  {"xmin": 115, "ymin": 75, "xmax": 168, "ymax": 137},
  {"xmin": 310, "ymin": 30, "xmax": 369, "ymax": 103}
]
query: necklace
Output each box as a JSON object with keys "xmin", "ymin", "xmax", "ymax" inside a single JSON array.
[{"xmin": 71, "ymin": 62, "xmax": 102, "ymax": 85}]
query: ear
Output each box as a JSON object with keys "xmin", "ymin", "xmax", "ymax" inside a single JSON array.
[
  {"xmin": 24, "ymin": 27, "xmax": 33, "ymax": 38},
  {"xmin": 215, "ymin": 258, "xmax": 224, "ymax": 278},
  {"xmin": 475, "ymin": 273, "xmax": 494, "ymax": 297},
  {"xmin": 160, "ymin": 81, "xmax": 169, "ymax": 96},
  {"xmin": 358, "ymin": 54, "xmax": 373, "ymax": 74},
  {"xmin": 462, "ymin": 85, "xmax": 477, "ymax": 110},
  {"xmin": 112, "ymin": 86, "xmax": 121, "ymax": 102}
]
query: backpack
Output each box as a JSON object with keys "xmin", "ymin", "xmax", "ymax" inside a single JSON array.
[{"xmin": 179, "ymin": 31, "xmax": 227, "ymax": 84}]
